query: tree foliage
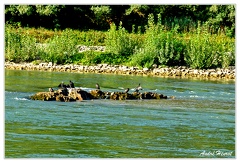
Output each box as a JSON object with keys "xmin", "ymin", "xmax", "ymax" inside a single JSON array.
[{"xmin": 5, "ymin": 5, "xmax": 235, "ymax": 36}]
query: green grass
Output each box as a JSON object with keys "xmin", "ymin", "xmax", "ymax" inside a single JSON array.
[{"xmin": 5, "ymin": 18, "xmax": 235, "ymax": 69}]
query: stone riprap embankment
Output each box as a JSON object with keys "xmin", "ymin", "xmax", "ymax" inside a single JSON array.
[{"xmin": 5, "ymin": 62, "xmax": 235, "ymax": 80}]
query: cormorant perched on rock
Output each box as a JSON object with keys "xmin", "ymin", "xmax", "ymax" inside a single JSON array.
[
  {"xmin": 134, "ymin": 83, "xmax": 142, "ymax": 92},
  {"xmin": 96, "ymin": 83, "xmax": 100, "ymax": 90},
  {"xmin": 49, "ymin": 87, "xmax": 54, "ymax": 92},
  {"xmin": 58, "ymin": 81, "xmax": 67, "ymax": 88},
  {"xmin": 69, "ymin": 80, "xmax": 75, "ymax": 88},
  {"xmin": 124, "ymin": 88, "xmax": 130, "ymax": 93}
]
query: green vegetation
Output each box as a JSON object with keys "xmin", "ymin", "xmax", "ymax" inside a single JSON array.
[
  {"xmin": 5, "ymin": 5, "xmax": 235, "ymax": 37},
  {"xmin": 5, "ymin": 5, "xmax": 235, "ymax": 69},
  {"xmin": 5, "ymin": 26, "xmax": 39, "ymax": 63},
  {"xmin": 129, "ymin": 14, "xmax": 186, "ymax": 68},
  {"xmin": 5, "ymin": 26, "xmax": 107, "ymax": 64},
  {"xmin": 105, "ymin": 22, "xmax": 143, "ymax": 61}
]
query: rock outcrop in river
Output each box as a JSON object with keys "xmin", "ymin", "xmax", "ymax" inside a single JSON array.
[{"xmin": 30, "ymin": 88, "xmax": 168, "ymax": 102}]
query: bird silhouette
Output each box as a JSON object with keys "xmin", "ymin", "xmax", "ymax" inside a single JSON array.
[
  {"xmin": 96, "ymin": 83, "xmax": 100, "ymax": 89},
  {"xmin": 49, "ymin": 87, "xmax": 54, "ymax": 92},
  {"xmin": 134, "ymin": 83, "xmax": 142, "ymax": 92},
  {"xmin": 69, "ymin": 80, "xmax": 74, "ymax": 88},
  {"xmin": 58, "ymin": 81, "xmax": 67, "ymax": 89},
  {"xmin": 124, "ymin": 88, "xmax": 130, "ymax": 93}
]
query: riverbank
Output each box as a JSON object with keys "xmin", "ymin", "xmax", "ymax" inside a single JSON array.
[
  {"xmin": 5, "ymin": 24, "xmax": 235, "ymax": 70},
  {"xmin": 4, "ymin": 61, "xmax": 235, "ymax": 80}
]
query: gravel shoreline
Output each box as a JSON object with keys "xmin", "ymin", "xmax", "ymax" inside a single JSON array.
[{"xmin": 5, "ymin": 61, "xmax": 235, "ymax": 80}]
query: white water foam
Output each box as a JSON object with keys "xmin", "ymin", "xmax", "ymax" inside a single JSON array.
[{"xmin": 13, "ymin": 97, "xmax": 28, "ymax": 101}]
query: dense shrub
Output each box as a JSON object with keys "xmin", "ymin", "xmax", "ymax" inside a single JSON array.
[
  {"xmin": 129, "ymin": 14, "xmax": 186, "ymax": 68},
  {"xmin": 129, "ymin": 14, "xmax": 235, "ymax": 69},
  {"xmin": 5, "ymin": 25, "xmax": 40, "ymax": 62},
  {"xmin": 105, "ymin": 22, "xmax": 142, "ymax": 57},
  {"xmin": 41, "ymin": 29, "xmax": 79, "ymax": 64},
  {"xmin": 184, "ymin": 23, "xmax": 235, "ymax": 68}
]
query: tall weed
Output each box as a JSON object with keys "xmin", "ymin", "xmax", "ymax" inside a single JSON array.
[
  {"xmin": 105, "ymin": 22, "xmax": 141, "ymax": 57},
  {"xmin": 5, "ymin": 25, "xmax": 39, "ymax": 62},
  {"xmin": 184, "ymin": 23, "xmax": 235, "ymax": 68},
  {"xmin": 130, "ymin": 14, "xmax": 185, "ymax": 68}
]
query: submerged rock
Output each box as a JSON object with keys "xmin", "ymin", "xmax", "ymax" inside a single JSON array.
[{"xmin": 30, "ymin": 88, "xmax": 169, "ymax": 102}]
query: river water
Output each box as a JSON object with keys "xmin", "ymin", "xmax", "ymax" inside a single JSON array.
[{"xmin": 5, "ymin": 69, "xmax": 235, "ymax": 158}]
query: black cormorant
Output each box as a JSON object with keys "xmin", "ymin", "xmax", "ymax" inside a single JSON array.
[
  {"xmin": 69, "ymin": 80, "xmax": 75, "ymax": 88},
  {"xmin": 58, "ymin": 81, "xmax": 66, "ymax": 88}
]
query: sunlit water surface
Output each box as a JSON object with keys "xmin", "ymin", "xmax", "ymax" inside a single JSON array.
[{"xmin": 5, "ymin": 70, "xmax": 235, "ymax": 158}]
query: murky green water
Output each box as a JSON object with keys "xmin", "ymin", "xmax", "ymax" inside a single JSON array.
[{"xmin": 5, "ymin": 69, "xmax": 235, "ymax": 158}]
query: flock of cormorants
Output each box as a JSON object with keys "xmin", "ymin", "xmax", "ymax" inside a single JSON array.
[{"xmin": 49, "ymin": 80, "xmax": 143, "ymax": 94}]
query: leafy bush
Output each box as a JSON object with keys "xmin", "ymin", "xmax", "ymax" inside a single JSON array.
[
  {"xmin": 129, "ymin": 14, "xmax": 186, "ymax": 68},
  {"xmin": 184, "ymin": 23, "xmax": 235, "ymax": 68},
  {"xmin": 41, "ymin": 29, "xmax": 79, "ymax": 64},
  {"xmin": 5, "ymin": 25, "xmax": 40, "ymax": 62},
  {"xmin": 105, "ymin": 22, "xmax": 142, "ymax": 57}
]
